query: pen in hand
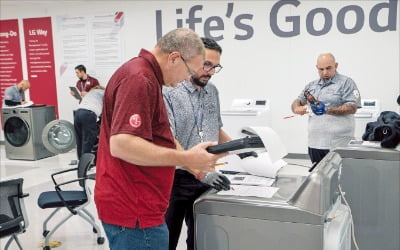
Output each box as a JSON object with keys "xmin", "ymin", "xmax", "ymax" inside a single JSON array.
[{"xmin": 213, "ymin": 162, "xmax": 228, "ymax": 167}]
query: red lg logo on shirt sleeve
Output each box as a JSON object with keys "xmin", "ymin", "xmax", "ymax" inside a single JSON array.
[{"xmin": 129, "ymin": 114, "xmax": 142, "ymax": 128}]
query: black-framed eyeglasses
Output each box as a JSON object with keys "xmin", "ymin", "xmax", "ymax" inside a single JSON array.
[
  {"xmin": 180, "ymin": 56, "xmax": 196, "ymax": 77},
  {"xmin": 203, "ymin": 61, "xmax": 223, "ymax": 73}
]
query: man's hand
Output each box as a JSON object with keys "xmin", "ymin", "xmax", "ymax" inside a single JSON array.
[
  {"xmin": 293, "ymin": 106, "xmax": 308, "ymax": 115},
  {"xmin": 182, "ymin": 142, "xmax": 227, "ymax": 172},
  {"xmin": 81, "ymin": 91, "xmax": 88, "ymax": 97},
  {"xmin": 311, "ymin": 101, "xmax": 327, "ymax": 115},
  {"xmin": 201, "ymin": 171, "xmax": 231, "ymax": 191},
  {"xmin": 291, "ymin": 99, "xmax": 308, "ymax": 115}
]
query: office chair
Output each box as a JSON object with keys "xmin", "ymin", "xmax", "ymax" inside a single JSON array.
[
  {"xmin": 90, "ymin": 115, "xmax": 102, "ymax": 165},
  {"xmin": 0, "ymin": 178, "xmax": 29, "ymax": 250},
  {"xmin": 37, "ymin": 153, "xmax": 105, "ymax": 250}
]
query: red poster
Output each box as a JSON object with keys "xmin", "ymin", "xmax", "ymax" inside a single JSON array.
[
  {"xmin": 0, "ymin": 19, "xmax": 23, "ymax": 110},
  {"xmin": 23, "ymin": 17, "xmax": 58, "ymax": 115}
]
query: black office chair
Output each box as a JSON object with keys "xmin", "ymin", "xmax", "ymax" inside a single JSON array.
[
  {"xmin": 37, "ymin": 153, "xmax": 105, "ymax": 250},
  {"xmin": 90, "ymin": 115, "xmax": 102, "ymax": 165},
  {"xmin": 0, "ymin": 178, "xmax": 29, "ymax": 250}
]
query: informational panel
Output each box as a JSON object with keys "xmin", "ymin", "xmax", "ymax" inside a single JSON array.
[
  {"xmin": 55, "ymin": 11, "xmax": 124, "ymax": 82},
  {"xmin": 23, "ymin": 17, "xmax": 58, "ymax": 115},
  {"xmin": 0, "ymin": 19, "xmax": 23, "ymax": 110},
  {"xmin": 54, "ymin": 11, "xmax": 124, "ymax": 121}
]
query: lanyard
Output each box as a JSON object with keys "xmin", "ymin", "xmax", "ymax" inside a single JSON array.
[
  {"xmin": 183, "ymin": 83, "xmax": 205, "ymax": 142},
  {"xmin": 80, "ymin": 77, "xmax": 89, "ymax": 91}
]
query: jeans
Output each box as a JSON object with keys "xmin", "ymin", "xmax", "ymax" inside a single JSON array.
[
  {"xmin": 165, "ymin": 169, "xmax": 209, "ymax": 250},
  {"xmin": 102, "ymin": 221, "xmax": 169, "ymax": 250}
]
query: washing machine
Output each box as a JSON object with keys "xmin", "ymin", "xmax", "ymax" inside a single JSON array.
[
  {"xmin": 41, "ymin": 119, "xmax": 76, "ymax": 155},
  {"xmin": 221, "ymin": 99, "xmax": 271, "ymax": 139},
  {"xmin": 2, "ymin": 106, "xmax": 56, "ymax": 160},
  {"xmin": 354, "ymin": 99, "xmax": 380, "ymax": 139}
]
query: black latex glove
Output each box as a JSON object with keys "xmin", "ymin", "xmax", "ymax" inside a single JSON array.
[
  {"xmin": 201, "ymin": 172, "xmax": 231, "ymax": 191},
  {"xmin": 237, "ymin": 151, "xmax": 258, "ymax": 159}
]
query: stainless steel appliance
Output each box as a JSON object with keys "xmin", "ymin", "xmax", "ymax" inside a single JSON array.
[
  {"xmin": 354, "ymin": 99, "xmax": 380, "ymax": 138},
  {"xmin": 221, "ymin": 99, "xmax": 270, "ymax": 139},
  {"xmin": 2, "ymin": 106, "xmax": 56, "ymax": 160},
  {"xmin": 333, "ymin": 138, "xmax": 400, "ymax": 250},
  {"xmin": 194, "ymin": 152, "xmax": 351, "ymax": 250}
]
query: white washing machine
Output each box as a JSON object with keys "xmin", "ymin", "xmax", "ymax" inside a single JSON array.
[
  {"xmin": 354, "ymin": 99, "xmax": 380, "ymax": 139},
  {"xmin": 2, "ymin": 106, "xmax": 56, "ymax": 160},
  {"xmin": 221, "ymin": 99, "xmax": 271, "ymax": 139}
]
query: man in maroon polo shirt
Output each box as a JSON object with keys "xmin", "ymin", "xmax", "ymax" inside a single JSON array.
[
  {"xmin": 71, "ymin": 64, "xmax": 100, "ymax": 98},
  {"xmin": 94, "ymin": 28, "xmax": 225, "ymax": 250}
]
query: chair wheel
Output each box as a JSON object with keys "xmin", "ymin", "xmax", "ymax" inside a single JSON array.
[
  {"xmin": 97, "ymin": 237, "xmax": 105, "ymax": 244},
  {"xmin": 43, "ymin": 246, "xmax": 51, "ymax": 250},
  {"xmin": 93, "ymin": 227, "xmax": 97, "ymax": 233},
  {"xmin": 43, "ymin": 230, "xmax": 50, "ymax": 237}
]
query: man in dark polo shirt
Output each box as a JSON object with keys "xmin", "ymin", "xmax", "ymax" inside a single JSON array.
[
  {"xmin": 71, "ymin": 64, "xmax": 99, "ymax": 99},
  {"xmin": 95, "ymin": 28, "xmax": 226, "ymax": 250}
]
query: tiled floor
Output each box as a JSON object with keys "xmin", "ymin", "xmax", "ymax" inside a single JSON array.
[{"xmin": 0, "ymin": 145, "xmax": 310, "ymax": 250}]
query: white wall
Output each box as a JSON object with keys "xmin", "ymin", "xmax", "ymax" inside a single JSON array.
[{"xmin": 1, "ymin": 0, "xmax": 399, "ymax": 154}]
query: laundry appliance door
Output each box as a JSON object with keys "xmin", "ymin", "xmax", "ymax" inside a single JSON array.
[
  {"xmin": 4, "ymin": 116, "xmax": 30, "ymax": 147},
  {"xmin": 42, "ymin": 120, "xmax": 76, "ymax": 154}
]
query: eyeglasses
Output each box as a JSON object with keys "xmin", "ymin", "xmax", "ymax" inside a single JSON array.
[
  {"xmin": 180, "ymin": 56, "xmax": 196, "ymax": 77},
  {"xmin": 203, "ymin": 61, "xmax": 223, "ymax": 73}
]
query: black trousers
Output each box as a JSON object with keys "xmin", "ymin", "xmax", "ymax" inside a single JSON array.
[
  {"xmin": 308, "ymin": 147, "xmax": 330, "ymax": 164},
  {"xmin": 74, "ymin": 109, "xmax": 98, "ymax": 159},
  {"xmin": 165, "ymin": 169, "xmax": 209, "ymax": 250}
]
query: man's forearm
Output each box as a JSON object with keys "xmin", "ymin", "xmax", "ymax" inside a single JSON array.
[
  {"xmin": 174, "ymin": 138, "xmax": 202, "ymax": 177},
  {"xmin": 110, "ymin": 134, "xmax": 187, "ymax": 167},
  {"xmin": 327, "ymin": 103, "xmax": 357, "ymax": 115},
  {"xmin": 109, "ymin": 133, "xmax": 220, "ymax": 172}
]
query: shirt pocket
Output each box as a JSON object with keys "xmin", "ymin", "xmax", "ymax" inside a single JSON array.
[
  {"xmin": 204, "ymin": 103, "xmax": 217, "ymax": 114},
  {"xmin": 321, "ymin": 89, "xmax": 342, "ymax": 107}
]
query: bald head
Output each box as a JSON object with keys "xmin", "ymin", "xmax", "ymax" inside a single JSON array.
[
  {"xmin": 316, "ymin": 53, "xmax": 338, "ymax": 80},
  {"xmin": 317, "ymin": 53, "xmax": 336, "ymax": 64},
  {"xmin": 17, "ymin": 80, "xmax": 30, "ymax": 91}
]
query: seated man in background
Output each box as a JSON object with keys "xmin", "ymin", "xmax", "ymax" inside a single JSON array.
[
  {"xmin": 163, "ymin": 37, "xmax": 231, "ymax": 250},
  {"xmin": 2, "ymin": 80, "xmax": 30, "ymax": 107},
  {"xmin": 74, "ymin": 85, "xmax": 105, "ymax": 160},
  {"xmin": 291, "ymin": 53, "xmax": 361, "ymax": 164}
]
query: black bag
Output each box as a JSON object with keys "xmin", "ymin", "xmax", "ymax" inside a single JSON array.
[{"xmin": 362, "ymin": 111, "xmax": 400, "ymax": 148}]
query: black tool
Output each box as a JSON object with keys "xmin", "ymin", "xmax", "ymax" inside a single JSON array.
[
  {"xmin": 206, "ymin": 136, "xmax": 264, "ymax": 154},
  {"xmin": 304, "ymin": 90, "xmax": 320, "ymax": 105},
  {"xmin": 308, "ymin": 162, "xmax": 319, "ymax": 172},
  {"xmin": 237, "ymin": 151, "xmax": 258, "ymax": 159}
]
